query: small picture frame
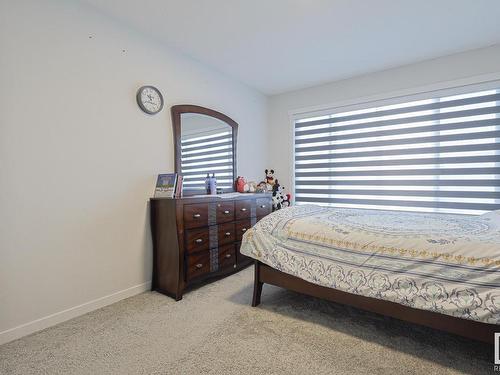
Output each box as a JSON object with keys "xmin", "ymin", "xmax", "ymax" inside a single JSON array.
[{"xmin": 154, "ymin": 173, "xmax": 177, "ymax": 198}]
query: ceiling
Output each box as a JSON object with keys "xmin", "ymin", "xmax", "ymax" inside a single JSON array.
[{"xmin": 82, "ymin": 0, "xmax": 500, "ymax": 95}]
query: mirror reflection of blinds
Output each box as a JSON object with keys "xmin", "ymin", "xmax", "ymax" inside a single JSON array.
[
  {"xmin": 181, "ymin": 130, "xmax": 233, "ymax": 191},
  {"xmin": 294, "ymin": 88, "xmax": 500, "ymax": 215}
]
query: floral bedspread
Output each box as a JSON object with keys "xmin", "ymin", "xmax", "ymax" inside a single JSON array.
[{"xmin": 240, "ymin": 205, "xmax": 500, "ymax": 324}]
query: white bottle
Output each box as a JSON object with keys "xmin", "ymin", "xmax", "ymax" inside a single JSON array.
[{"xmin": 209, "ymin": 173, "xmax": 217, "ymax": 195}]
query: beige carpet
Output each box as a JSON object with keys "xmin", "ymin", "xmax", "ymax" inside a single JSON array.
[{"xmin": 0, "ymin": 267, "xmax": 493, "ymax": 374}]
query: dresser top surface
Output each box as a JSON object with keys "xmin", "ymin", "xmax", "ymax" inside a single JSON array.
[{"xmin": 151, "ymin": 192, "xmax": 271, "ymax": 203}]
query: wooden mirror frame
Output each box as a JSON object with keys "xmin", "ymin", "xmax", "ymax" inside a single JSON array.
[{"xmin": 171, "ymin": 105, "xmax": 238, "ymax": 195}]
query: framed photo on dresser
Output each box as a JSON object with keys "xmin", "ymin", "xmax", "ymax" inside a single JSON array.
[{"xmin": 154, "ymin": 173, "xmax": 177, "ymax": 198}]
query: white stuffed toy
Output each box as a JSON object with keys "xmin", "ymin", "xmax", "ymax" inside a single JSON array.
[{"xmin": 271, "ymin": 179, "xmax": 286, "ymax": 210}]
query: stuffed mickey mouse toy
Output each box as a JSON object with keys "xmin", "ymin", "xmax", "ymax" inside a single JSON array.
[{"xmin": 265, "ymin": 169, "xmax": 275, "ymax": 191}]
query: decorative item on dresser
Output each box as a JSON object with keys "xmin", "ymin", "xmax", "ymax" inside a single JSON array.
[{"xmin": 150, "ymin": 194, "xmax": 272, "ymax": 300}]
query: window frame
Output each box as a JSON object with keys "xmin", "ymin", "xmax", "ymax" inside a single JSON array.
[{"xmin": 289, "ymin": 75, "xmax": 500, "ymax": 215}]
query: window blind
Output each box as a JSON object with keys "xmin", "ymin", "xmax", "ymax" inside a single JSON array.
[
  {"xmin": 294, "ymin": 87, "xmax": 500, "ymax": 215},
  {"xmin": 181, "ymin": 130, "xmax": 234, "ymax": 193}
]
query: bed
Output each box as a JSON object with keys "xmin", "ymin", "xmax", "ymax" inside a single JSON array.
[{"xmin": 240, "ymin": 205, "xmax": 500, "ymax": 344}]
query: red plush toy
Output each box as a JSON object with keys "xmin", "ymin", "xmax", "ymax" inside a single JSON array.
[{"xmin": 235, "ymin": 176, "xmax": 246, "ymax": 193}]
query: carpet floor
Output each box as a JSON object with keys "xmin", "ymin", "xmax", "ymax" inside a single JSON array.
[{"xmin": 0, "ymin": 267, "xmax": 494, "ymax": 374}]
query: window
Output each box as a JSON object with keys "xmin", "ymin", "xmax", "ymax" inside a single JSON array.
[
  {"xmin": 293, "ymin": 86, "xmax": 500, "ymax": 215},
  {"xmin": 181, "ymin": 130, "xmax": 234, "ymax": 193}
]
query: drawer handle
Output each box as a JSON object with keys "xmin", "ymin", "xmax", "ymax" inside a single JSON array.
[
  {"xmin": 225, "ymin": 253, "xmax": 232, "ymax": 259},
  {"xmin": 195, "ymin": 263, "xmax": 203, "ymax": 269},
  {"xmin": 240, "ymin": 208, "xmax": 247, "ymax": 212},
  {"xmin": 195, "ymin": 238, "xmax": 203, "ymax": 244},
  {"xmin": 223, "ymin": 210, "xmax": 230, "ymax": 214},
  {"xmin": 225, "ymin": 232, "xmax": 231, "ymax": 237},
  {"xmin": 193, "ymin": 213, "xmax": 201, "ymax": 218},
  {"xmin": 260, "ymin": 205, "xmax": 266, "ymax": 208},
  {"xmin": 242, "ymin": 228, "xmax": 247, "ymax": 232}
]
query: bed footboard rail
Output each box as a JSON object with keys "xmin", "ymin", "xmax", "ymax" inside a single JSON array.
[{"xmin": 251, "ymin": 260, "xmax": 498, "ymax": 344}]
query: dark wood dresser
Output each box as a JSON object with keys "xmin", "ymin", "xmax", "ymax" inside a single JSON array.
[{"xmin": 150, "ymin": 194, "xmax": 272, "ymax": 300}]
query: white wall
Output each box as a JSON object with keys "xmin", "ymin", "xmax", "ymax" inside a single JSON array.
[
  {"xmin": 0, "ymin": 0, "xmax": 267, "ymax": 344},
  {"xmin": 268, "ymin": 45, "xmax": 500, "ymax": 191}
]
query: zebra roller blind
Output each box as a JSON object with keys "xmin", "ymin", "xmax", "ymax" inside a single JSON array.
[
  {"xmin": 181, "ymin": 129, "xmax": 234, "ymax": 192},
  {"xmin": 294, "ymin": 87, "xmax": 500, "ymax": 215}
]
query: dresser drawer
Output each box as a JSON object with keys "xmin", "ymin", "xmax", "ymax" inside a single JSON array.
[
  {"xmin": 216, "ymin": 201, "xmax": 234, "ymax": 223},
  {"xmin": 218, "ymin": 222, "xmax": 235, "ymax": 245},
  {"xmin": 256, "ymin": 198, "xmax": 272, "ymax": 218},
  {"xmin": 235, "ymin": 219, "xmax": 251, "ymax": 241},
  {"xmin": 218, "ymin": 243, "xmax": 236, "ymax": 270},
  {"xmin": 184, "ymin": 203, "xmax": 209, "ymax": 229},
  {"xmin": 185, "ymin": 227, "xmax": 210, "ymax": 254},
  {"xmin": 235, "ymin": 200, "xmax": 252, "ymax": 220},
  {"xmin": 186, "ymin": 251, "xmax": 210, "ymax": 281}
]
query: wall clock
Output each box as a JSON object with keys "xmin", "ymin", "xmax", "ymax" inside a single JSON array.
[{"xmin": 136, "ymin": 85, "xmax": 164, "ymax": 115}]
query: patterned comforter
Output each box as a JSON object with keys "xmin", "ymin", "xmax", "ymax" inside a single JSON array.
[{"xmin": 240, "ymin": 205, "xmax": 500, "ymax": 324}]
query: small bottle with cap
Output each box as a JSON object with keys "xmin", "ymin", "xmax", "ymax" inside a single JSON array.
[{"xmin": 209, "ymin": 173, "xmax": 217, "ymax": 195}]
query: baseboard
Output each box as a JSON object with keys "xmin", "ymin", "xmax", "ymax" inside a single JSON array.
[{"xmin": 0, "ymin": 281, "xmax": 152, "ymax": 345}]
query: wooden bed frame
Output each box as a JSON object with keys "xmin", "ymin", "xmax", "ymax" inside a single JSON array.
[{"xmin": 251, "ymin": 261, "xmax": 498, "ymax": 344}]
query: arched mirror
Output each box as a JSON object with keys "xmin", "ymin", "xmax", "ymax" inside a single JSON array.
[{"xmin": 171, "ymin": 105, "xmax": 238, "ymax": 196}]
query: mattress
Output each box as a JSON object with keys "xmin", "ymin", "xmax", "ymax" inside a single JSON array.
[{"xmin": 240, "ymin": 205, "xmax": 500, "ymax": 324}]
